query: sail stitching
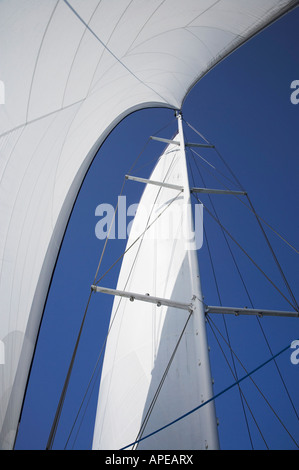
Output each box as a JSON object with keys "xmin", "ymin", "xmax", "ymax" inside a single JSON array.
[{"xmin": 25, "ymin": 1, "xmax": 60, "ymax": 122}]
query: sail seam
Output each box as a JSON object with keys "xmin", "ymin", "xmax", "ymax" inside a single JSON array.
[
  {"xmin": 62, "ymin": 0, "xmax": 170, "ymax": 104},
  {"xmin": 25, "ymin": 1, "xmax": 60, "ymax": 122},
  {"xmin": 0, "ymin": 99, "xmax": 85, "ymax": 140}
]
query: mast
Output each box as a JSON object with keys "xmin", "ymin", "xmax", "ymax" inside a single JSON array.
[{"xmin": 176, "ymin": 112, "xmax": 220, "ymax": 449}]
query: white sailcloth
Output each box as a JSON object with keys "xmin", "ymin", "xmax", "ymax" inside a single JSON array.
[{"xmin": 92, "ymin": 133, "xmax": 219, "ymax": 450}]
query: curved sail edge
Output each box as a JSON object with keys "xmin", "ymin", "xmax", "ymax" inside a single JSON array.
[{"xmin": 0, "ymin": 100, "xmax": 170, "ymax": 450}]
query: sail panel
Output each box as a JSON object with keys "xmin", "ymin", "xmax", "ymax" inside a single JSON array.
[{"xmin": 0, "ymin": 0, "xmax": 297, "ymax": 449}]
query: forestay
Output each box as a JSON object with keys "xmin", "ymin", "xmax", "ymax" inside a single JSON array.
[{"xmin": 0, "ymin": 0, "xmax": 297, "ymax": 449}]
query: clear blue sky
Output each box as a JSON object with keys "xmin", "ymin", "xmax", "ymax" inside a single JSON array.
[{"xmin": 15, "ymin": 8, "xmax": 299, "ymax": 450}]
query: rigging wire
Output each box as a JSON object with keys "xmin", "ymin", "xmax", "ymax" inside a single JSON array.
[
  {"xmin": 132, "ymin": 310, "xmax": 193, "ymax": 450},
  {"xmin": 93, "ymin": 123, "xmax": 176, "ymax": 284},
  {"xmin": 189, "ymin": 138, "xmax": 299, "ymax": 422},
  {"xmin": 187, "ymin": 150, "xmax": 254, "ymax": 448},
  {"xmin": 188, "ymin": 125, "xmax": 299, "ymax": 420},
  {"xmin": 46, "ymin": 174, "xmax": 130, "ymax": 450},
  {"xmin": 72, "ymin": 214, "xmax": 186, "ymax": 447},
  {"xmin": 120, "ymin": 341, "xmax": 294, "ymax": 450},
  {"xmin": 198, "ymin": 198, "xmax": 297, "ymax": 311},
  {"xmin": 185, "ymin": 124, "xmax": 299, "ymax": 445},
  {"xmin": 189, "ymin": 146, "xmax": 241, "ymax": 189},
  {"xmin": 207, "ymin": 315, "xmax": 299, "ymax": 448},
  {"xmin": 46, "ymin": 130, "xmax": 155, "ymax": 449},
  {"xmin": 61, "ymin": 121, "xmax": 184, "ymax": 447},
  {"xmin": 188, "ymin": 160, "xmax": 253, "ymax": 447},
  {"xmin": 65, "ymin": 240, "xmax": 152, "ymax": 449},
  {"xmin": 92, "ymin": 174, "xmax": 185, "ymax": 449},
  {"xmin": 94, "ymin": 189, "xmax": 183, "ymax": 286},
  {"xmin": 184, "ymin": 118, "xmax": 299, "ymax": 256},
  {"xmin": 46, "ymin": 289, "xmax": 94, "ymax": 450},
  {"xmin": 254, "ymin": 316, "xmax": 299, "ymax": 422},
  {"xmin": 206, "ymin": 315, "xmax": 267, "ymax": 448},
  {"xmin": 50, "ymin": 117, "xmax": 298, "ymax": 450},
  {"xmin": 246, "ymin": 194, "xmax": 299, "ymax": 311}
]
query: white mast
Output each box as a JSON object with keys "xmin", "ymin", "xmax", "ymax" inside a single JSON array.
[{"xmin": 176, "ymin": 112, "xmax": 220, "ymax": 449}]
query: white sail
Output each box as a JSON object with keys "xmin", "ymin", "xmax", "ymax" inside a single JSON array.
[
  {"xmin": 92, "ymin": 117, "xmax": 219, "ymax": 450},
  {"xmin": 0, "ymin": 0, "xmax": 297, "ymax": 449}
]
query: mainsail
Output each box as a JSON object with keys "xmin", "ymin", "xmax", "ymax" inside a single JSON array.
[
  {"xmin": 0, "ymin": 0, "xmax": 298, "ymax": 449},
  {"xmin": 92, "ymin": 115, "xmax": 219, "ymax": 450}
]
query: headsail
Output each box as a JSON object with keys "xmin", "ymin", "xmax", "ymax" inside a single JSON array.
[{"xmin": 92, "ymin": 116, "xmax": 219, "ymax": 450}]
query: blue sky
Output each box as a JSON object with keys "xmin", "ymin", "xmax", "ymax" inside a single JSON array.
[{"xmin": 15, "ymin": 8, "xmax": 299, "ymax": 450}]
